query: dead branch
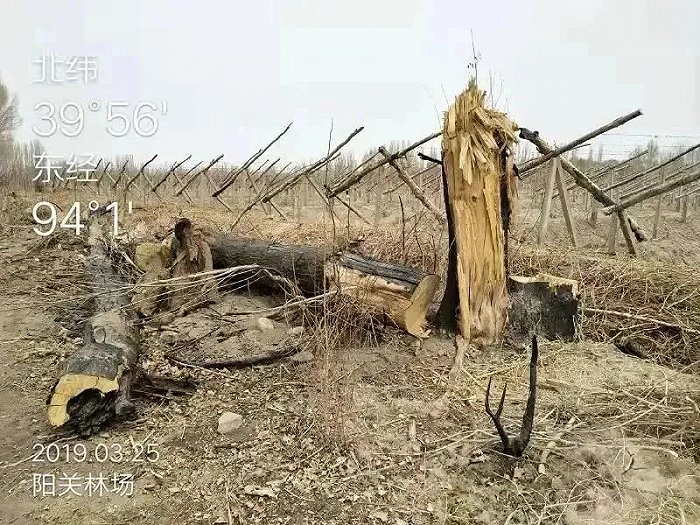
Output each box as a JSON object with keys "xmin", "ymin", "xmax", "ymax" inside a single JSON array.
[
  {"xmin": 212, "ymin": 122, "xmax": 293, "ymax": 197},
  {"xmin": 602, "ymin": 168, "xmax": 700, "ymax": 215},
  {"xmin": 485, "ymin": 335, "xmax": 538, "ymax": 457},
  {"xmin": 152, "ymin": 154, "xmax": 192, "ymax": 193},
  {"xmin": 96, "ymin": 161, "xmax": 112, "ymax": 188},
  {"xmin": 261, "ymin": 126, "xmax": 365, "ymax": 203},
  {"xmin": 379, "ymin": 146, "xmax": 446, "ymax": 224},
  {"xmin": 124, "ymin": 154, "xmax": 158, "ymax": 191},
  {"xmin": 384, "ymin": 165, "xmax": 438, "ymax": 195},
  {"xmin": 620, "ymin": 160, "xmax": 700, "ymax": 201},
  {"xmin": 165, "ymin": 343, "xmax": 301, "ymax": 369},
  {"xmin": 602, "ymin": 141, "xmax": 700, "ymax": 193},
  {"xmin": 175, "ymin": 154, "xmax": 224, "ymax": 196},
  {"xmin": 304, "ymin": 173, "xmax": 370, "ymax": 225},
  {"xmin": 583, "ymin": 307, "xmax": 700, "ymax": 335},
  {"xmin": 326, "ymin": 131, "xmax": 442, "ymax": 197},
  {"xmin": 110, "ymin": 159, "xmax": 130, "ymax": 189},
  {"xmin": 417, "ymin": 152, "xmax": 442, "ymax": 165}
]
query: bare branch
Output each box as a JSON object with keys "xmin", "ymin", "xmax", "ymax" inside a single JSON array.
[{"xmin": 485, "ymin": 336, "xmax": 538, "ymax": 457}]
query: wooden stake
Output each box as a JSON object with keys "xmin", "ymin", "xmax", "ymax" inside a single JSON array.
[
  {"xmin": 520, "ymin": 128, "xmax": 638, "ymax": 255},
  {"xmin": 602, "ymin": 141, "xmax": 700, "ymax": 193},
  {"xmin": 602, "ymin": 168, "xmax": 700, "ymax": 215},
  {"xmin": 537, "ymin": 159, "xmax": 557, "ymax": 244},
  {"xmin": 378, "ymin": 146, "xmax": 445, "ymax": 224},
  {"xmin": 554, "ymin": 159, "xmax": 578, "ymax": 247},
  {"xmin": 212, "ymin": 123, "xmax": 292, "ymax": 198},
  {"xmin": 519, "ymin": 110, "xmax": 642, "ymax": 175},
  {"xmin": 606, "ymin": 213, "xmax": 619, "ymax": 254},
  {"xmin": 326, "ymin": 131, "xmax": 441, "ymax": 198},
  {"xmin": 652, "ymin": 169, "xmax": 666, "ymax": 239},
  {"xmin": 680, "ymin": 195, "xmax": 689, "ymax": 223}
]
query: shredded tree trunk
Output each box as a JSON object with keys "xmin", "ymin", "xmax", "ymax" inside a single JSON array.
[
  {"xmin": 438, "ymin": 82, "xmax": 519, "ymax": 344},
  {"xmin": 47, "ymin": 212, "xmax": 139, "ymax": 432}
]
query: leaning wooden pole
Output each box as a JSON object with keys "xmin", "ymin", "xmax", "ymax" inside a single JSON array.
[
  {"xmin": 518, "ymin": 110, "xmax": 642, "ymax": 175},
  {"xmin": 519, "ymin": 128, "xmax": 642, "ymax": 254},
  {"xmin": 378, "ymin": 146, "xmax": 446, "ymax": 224},
  {"xmin": 439, "ymin": 82, "xmax": 518, "ymax": 344},
  {"xmin": 602, "ymin": 168, "xmax": 700, "ymax": 215},
  {"xmin": 47, "ymin": 210, "xmax": 139, "ymax": 431}
]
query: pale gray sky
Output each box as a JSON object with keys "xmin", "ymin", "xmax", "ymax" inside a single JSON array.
[{"xmin": 1, "ymin": 0, "xmax": 698, "ymax": 164}]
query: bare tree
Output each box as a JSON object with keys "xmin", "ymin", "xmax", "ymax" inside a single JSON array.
[{"xmin": 0, "ymin": 78, "xmax": 21, "ymax": 159}]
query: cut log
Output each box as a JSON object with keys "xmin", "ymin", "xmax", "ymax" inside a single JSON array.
[
  {"xmin": 47, "ymin": 212, "xmax": 139, "ymax": 431},
  {"xmin": 325, "ymin": 253, "xmax": 440, "ymax": 337},
  {"xmin": 205, "ymin": 232, "xmax": 439, "ymax": 337},
  {"xmin": 506, "ymin": 274, "xmax": 579, "ymax": 345},
  {"xmin": 440, "ymin": 82, "xmax": 519, "ymax": 344}
]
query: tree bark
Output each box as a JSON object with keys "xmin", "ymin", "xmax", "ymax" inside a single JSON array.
[{"xmin": 507, "ymin": 275, "xmax": 579, "ymax": 345}]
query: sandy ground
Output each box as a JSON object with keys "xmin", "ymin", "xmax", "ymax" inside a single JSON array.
[{"xmin": 0, "ymin": 192, "xmax": 699, "ymax": 524}]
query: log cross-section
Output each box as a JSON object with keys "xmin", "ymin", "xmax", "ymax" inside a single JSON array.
[{"xmin": 325, "ymin": 253, "xmax": 440, "ymax": 338}]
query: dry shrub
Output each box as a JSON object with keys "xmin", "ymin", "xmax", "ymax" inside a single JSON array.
[
  {"xmin": 301, "ymin": 294, "xmax": 387, "ymax": 444},
  {"xmin": 511, "ymin": 241, "xmax": 700, "ymax": 368}
]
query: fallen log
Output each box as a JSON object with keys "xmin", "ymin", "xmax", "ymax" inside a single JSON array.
[
  {"xmin": 206, "ymin": 233, "xmax": 440, "ymax": 338},
  {"xmin": 324, "ymin": 252, "xmax": 440, "ymax": 338},
  {"xmin": 209, "ymin": 236, "xmax": 330, "ymax": 296},
  {"xmin": 47, "ymin": 211, "xmax": 139, "ymax": 431}
]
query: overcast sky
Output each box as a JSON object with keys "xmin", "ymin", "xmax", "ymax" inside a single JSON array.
[{"xmin": 1, "ymin": 0, "xmax": 698, "ymax": 165}]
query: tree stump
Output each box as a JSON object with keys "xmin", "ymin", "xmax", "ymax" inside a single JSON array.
[{"xmin": 439, "ymin": 82, "xmax": 519, "ymax": 344}]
